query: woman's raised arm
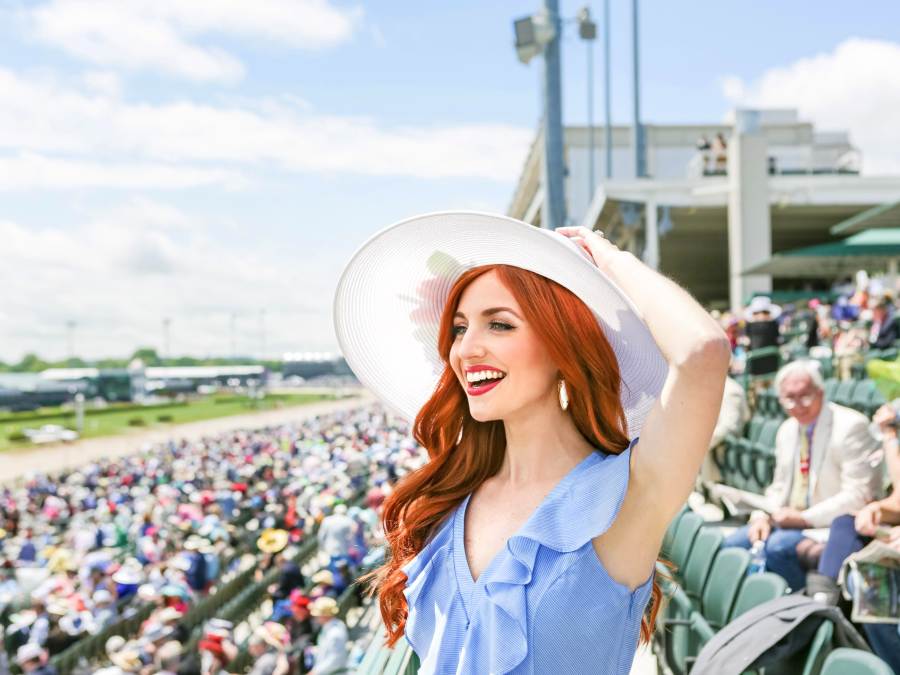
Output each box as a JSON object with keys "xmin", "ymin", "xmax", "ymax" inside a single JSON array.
[{"xmin": 558, "ymin": 226, "xmax": 730, "ymax": 545}]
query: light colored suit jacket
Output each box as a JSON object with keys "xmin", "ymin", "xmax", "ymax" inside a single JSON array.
[{"xmin": 750, "ymin": 402, "xmax": 882, "ymax": 528}]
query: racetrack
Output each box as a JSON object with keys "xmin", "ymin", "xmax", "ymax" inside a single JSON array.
[{"xmin": 0, "ymin": 388, "xmax": 377, "ymax": 485}]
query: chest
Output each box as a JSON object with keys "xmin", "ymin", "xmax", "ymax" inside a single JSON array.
[{"xmin": 462, "ymin": 487, "xmax": 551, "ymax": 583}]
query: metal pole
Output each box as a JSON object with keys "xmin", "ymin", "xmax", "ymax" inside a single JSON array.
[
  {"xmin": 543, "ymin": 0, "xmax": 567, "ymax": 230},
  {"xmin": 587, "ymin": 37, "xmax": 594, "ymax": 198},
  {"xmin": 604, "ymin": 0, "xmax": 612, "ymax": 178},
  {"xmin": 631, "ymin": 0, "xmax": 646, "ymax": 178},
  {"xmin": 66, "ymin": 320, "xmax": 75, "ymax": 359},
  {"xmin": 230, "ymin": 312, "xmax": 237, "ymax": 359},
  {"xmin": 162, "ymin": 317, "xmax": 171, "ymax": 359}
]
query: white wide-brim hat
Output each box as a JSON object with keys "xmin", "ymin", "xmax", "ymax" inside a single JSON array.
[
  {"xmin": 745, "ymin": 295, "xmax": 782, "ymax": 320},
  {"xmin": 333, "ymin": 211, "xmax": 668, "ymax": 439}
]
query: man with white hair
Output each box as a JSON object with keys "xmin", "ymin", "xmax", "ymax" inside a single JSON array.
[{"xmin": 721, "ymin": 359, "xmax": 882, "ymax": 591}]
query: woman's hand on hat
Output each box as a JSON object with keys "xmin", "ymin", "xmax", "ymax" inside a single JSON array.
[{"xmin": 556, "ymin": 226, "xmax": 620, "ymax": 272}]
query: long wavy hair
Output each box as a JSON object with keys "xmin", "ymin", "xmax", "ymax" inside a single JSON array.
[{"xmin": 359, "ymin": 264, "xmax": 666, "ymax": 647}]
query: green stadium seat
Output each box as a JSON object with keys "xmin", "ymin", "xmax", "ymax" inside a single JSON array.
[
  {"xmin": 819, "ymin": 648, "xmax": 896, "ymax": 675},
  {"xmin": 741, "ymin": 418, "xmax": 780, "ymax": 493},
  {"xmin": 833, "ymin": 379, "xmax": 858, "ymax": 407},
  {"xmin": 849, "ymin": 379, "xmax": 878, "ymax": 415},
  {"xmin": 662, "ymin": 505, "xmax": 691, "ymax": 558},
  {"xmin": 681, "ymin": 529, "xmax": 725, "ymax": 608},
  {"xmin": 799, "ymin": 620, "xmax": 833, "ymax": 675},
  {"xmin": 700, "ymin": 547, "xmax": 750, "ymax": 630},
  {"xmin": 729, "ymin": 415, "xmax": 766, "ymax": 489},
  {"xmin": 383, "ymin": 637, "xmax": 413, "ymax": 673},
  {"xmin": 668, "ymin": 512, "xmax": 704, "ymax": 579},
  {"xmin": 729, "ymin": 572, "xmax": 787, "ymax": 619},
  {"xmin": 823, "ymin": 377, "xmax": 839, "ymax": 401}
]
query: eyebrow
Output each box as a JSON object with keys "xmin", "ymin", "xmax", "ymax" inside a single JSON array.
[{"xmin": 453, "ymin": 307, "xmax": 521, "ymax": 320}]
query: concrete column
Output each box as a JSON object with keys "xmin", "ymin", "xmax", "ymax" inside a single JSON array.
[
  {"xmin": 727, "ymin": 110, "xmax": 772, "ymax": 311},
  {"xmin": 642, "ymin": 199, "xmax": 659, "ymax": 269}
]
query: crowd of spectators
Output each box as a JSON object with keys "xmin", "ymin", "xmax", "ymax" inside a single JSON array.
[{"xmin": 0, "ymin": 404, "xmax": 428, "ymax": 674}]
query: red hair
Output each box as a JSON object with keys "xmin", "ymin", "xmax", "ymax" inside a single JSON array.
[{"xmin": 359, "ymin": 264, "xmax": 666, "ymax": 647}]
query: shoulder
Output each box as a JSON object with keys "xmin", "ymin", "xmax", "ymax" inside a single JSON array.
[{"xmin": 830, "ymin": 401, "xmax": 869, "ymax": 429}]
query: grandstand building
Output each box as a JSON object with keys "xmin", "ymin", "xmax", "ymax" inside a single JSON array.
[{"xmin": 507, "ymin": 108, "xmax": 900, "ymax": 309}]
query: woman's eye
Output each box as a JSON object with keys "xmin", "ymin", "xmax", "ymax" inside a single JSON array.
[{"xmin": 451, "ymin": 321, "xmax": 512, "ymax": 337}]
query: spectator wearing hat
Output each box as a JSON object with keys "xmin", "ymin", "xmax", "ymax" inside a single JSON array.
[
  {"xmin": 16, "ymin": 643, "xmax": 57, "ymax": 675},
  {"xmin": 722, "ymin": 360, "xmax": 883, "ymax": 591},
  {"xmin": 309, "ymin": 569, "xmax": 337, "ymax": 599},
  {"xmin": 307, "ymin": 597, "xmax": 347, "ymax": 675},
  {"xmin": 246, "ymin": 622, "xmax": 290, "ymax": 675},
  {"xmin": 744, "ymin": 296, "xmax": 782, "ymax": 377}
]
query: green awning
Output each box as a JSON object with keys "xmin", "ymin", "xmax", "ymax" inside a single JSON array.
[
  {"xmin": 829, "ymin": 200, "xmax": 900, "ymax": 235},
  {"xmin": 743, "ymin": 228, "xmax": 900, "ymax": 278}
]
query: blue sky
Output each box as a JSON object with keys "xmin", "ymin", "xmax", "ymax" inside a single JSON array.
[{"xmin": 2, "ymin": 0, "xmax": 899, "ymax": 362}]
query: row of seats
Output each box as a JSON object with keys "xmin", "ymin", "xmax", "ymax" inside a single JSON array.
[{"xmin": 655, "ymin": 508, "xmax": 895, "ymax": 675}]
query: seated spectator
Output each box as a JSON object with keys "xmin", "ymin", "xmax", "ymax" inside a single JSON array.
[
  {"xmin": 700, "ymin": 374, "xmax": 750, "ymax": 486},
  {"xmin": 721, "ymin": 360, "xmax": 882, "ymax": 591},
  {"xmin": 796, "ymin": 400, "xmax": 900, "ymax": 670},
  {"xmin": 16, "ymin": 643, "xmax": 57, "ymax": 675},
  {"xmin": 307, "ymin": 597, "xmax": 348, "ymax": 675},
  {"xmin": 246, "ymin": 622, "xmax": 291, "ymax": 675},
  {"xmin": 284, "ymin": 589, "xmax": 315, "ymax": 646},
  {"xmin": 869, "ymin": 296, "xmax": 900, "ymax": 350}
]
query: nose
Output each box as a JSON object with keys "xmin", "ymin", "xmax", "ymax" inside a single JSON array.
[{"xmin": 458, "ymin": 325, "xmax": 487, "ymax": 361}]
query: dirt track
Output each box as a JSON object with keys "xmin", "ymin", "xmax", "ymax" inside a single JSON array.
[{"xmin": 0, "ymin": 389, "xmax": 377, "ymax": 485}]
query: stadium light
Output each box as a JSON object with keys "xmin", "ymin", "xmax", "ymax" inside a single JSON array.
[{"xmin": 513, "ymin": 9, "xmax": 556, "ymax": 64}]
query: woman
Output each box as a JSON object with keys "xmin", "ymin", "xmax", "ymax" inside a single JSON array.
[{"xmin": 333, "ymin": 212, "xmax": 730, "ymax": 673}]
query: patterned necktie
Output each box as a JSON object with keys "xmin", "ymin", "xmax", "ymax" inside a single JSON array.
[{"xmin": 789, "ymin": 425, "xmax": 812, "ymax": 510}]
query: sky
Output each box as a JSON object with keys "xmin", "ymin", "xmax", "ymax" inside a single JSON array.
[{"xmin": 2, "ymin": 0, "xmax": 900, "ymax": 363}]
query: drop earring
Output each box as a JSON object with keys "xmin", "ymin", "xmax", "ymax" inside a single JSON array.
[
  {"xmin": 558, "ymin": 379, "xmax": 569, "ymax": 411},
  {"xmin": 456, "ymin": 420, "xmax": 464, "ymax": 445}
]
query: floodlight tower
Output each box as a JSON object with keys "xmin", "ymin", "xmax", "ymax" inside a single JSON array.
[{"xmin": 513, "ymin": 1, "xmax": 566, "ymax": 230}]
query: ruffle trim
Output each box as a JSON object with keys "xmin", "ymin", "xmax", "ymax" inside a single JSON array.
[
  {"xmin": 403, "ymin": 439, "xmax": 637, "ymax": 674},
  {"xmin": 400, "ymin": 513, "xmax": 454, "ymax": 658},
  {"xmin": 474, "ymin": 439, "xmax": 638, "ymax": 674}
]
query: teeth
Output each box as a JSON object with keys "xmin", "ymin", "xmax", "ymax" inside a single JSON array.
[{"xmin": 466, "ymin": 370, "xmax": 505, "ymax": 383}]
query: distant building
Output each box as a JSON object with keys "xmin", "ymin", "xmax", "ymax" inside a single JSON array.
[
  {"xmin": 281, "ymin": 352, "xmax": 350, "ymax": 379},
  {"xmin": 507, "ymin": 109, "xmax": 900, "ymax": 308}
]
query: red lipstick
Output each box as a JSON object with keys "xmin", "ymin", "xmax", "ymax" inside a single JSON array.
[{"xmin": 463, "ymin": 365, "xmax": 506, "ymax": 397}]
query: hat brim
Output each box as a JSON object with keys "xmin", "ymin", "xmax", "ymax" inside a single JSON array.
[{"xmin": 333, "ymin": 211, "xmax": 667, "ymax": 438}]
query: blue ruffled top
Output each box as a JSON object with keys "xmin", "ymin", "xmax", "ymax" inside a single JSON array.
[{"xmin": 401, "ymin": 438, "xmax": 655, "ymax": 674}]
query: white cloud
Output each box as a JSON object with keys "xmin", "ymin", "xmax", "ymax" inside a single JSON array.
[
  {"xmin": 0, "ymin": 200, "xmax": 339, "ymax": 361},
  {"xmin": 721, "ymin": 38, "xmax": 900, "ymax": 174},
  {"xmin": 0, "ymin": 153, "xmax": 245, "ymax": 190},
  {"xmin": 26, "ymin": 0, "xmax": 362, "ymax": 82},
  {"xmin": 0, "ymin": 68, "xmax": 532, "ymax": 187}
]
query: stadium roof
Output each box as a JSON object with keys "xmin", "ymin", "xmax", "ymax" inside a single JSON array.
[
  {"xmin": 829, "ymin": 200, "xmax": 900, "ymax": 235},
  {"xmin": 742, "ymin": 228, "xmax": 900, "ymax": 278}
]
